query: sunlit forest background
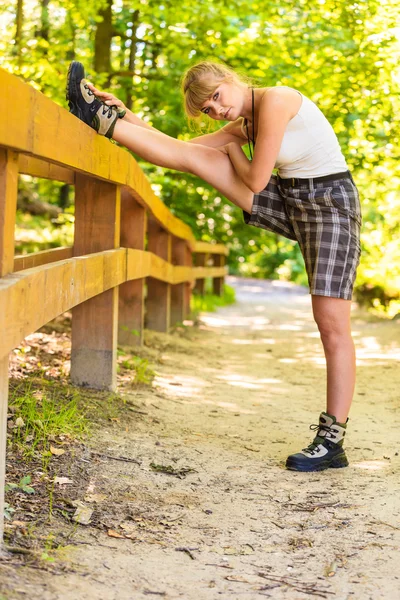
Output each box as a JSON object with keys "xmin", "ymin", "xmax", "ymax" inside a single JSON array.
[{"xmin": 1, "ymin": 0, "xmax": 399, "ymax": 315}]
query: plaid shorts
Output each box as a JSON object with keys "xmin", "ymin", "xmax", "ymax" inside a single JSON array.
[{"xmin": 243, "ymin": 172, "xmax": 362, "ymax": 300}]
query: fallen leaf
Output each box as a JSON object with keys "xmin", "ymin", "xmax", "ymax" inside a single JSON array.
[
  {"xmin": 84, "ymin": 493, "xmax": 107, "ymax": 503},
  {"xmin": 72, "ymin": 505, "xmax": 93, "ymax": 525},
  {"xmin": 50, "ymin": 445, "xmax": 65, "ymax": 456},
  {"xmin": 120, "ymin": 522, "xmax": 137, "ymax": 534},
  {"xmin": 54, "ymin": 476, "xmax": 73, "ymax": 485},
  {"xmin": 108, "ymin": 529, "xmax": 125, "ymax": 539},
  {"xmin": 15, "ymin": 417, "xmax": 25, "ymax": 428}
]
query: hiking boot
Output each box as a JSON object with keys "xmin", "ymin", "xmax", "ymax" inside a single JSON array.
[
  {"xmin": 285, "ymin": 412, "xmax": 349, "ymax": 472},
  {"xmin": 66, "ymin": 61, "xmax": 126, "ymax": 139}
]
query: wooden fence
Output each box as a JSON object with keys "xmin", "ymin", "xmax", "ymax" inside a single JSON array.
[{"xmin": 0, "ymin": 68, "xmax": 228, "ymax": 540}]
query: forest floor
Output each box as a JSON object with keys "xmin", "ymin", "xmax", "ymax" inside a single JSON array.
[{"xmin": 1, "ymin": 276, "xmax": 400, "ymax": 600}]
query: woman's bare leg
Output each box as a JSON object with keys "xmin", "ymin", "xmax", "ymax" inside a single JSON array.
[
  {"xmin": 311, "ymin": 296, "xmax": 356, "ymax": 422},
  {"xmin": 112, "ymin": 119, "xmax": 254, "ymax": 212}
]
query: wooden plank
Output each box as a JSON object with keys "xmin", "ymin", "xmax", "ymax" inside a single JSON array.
[
  {"xmin": 185, "ymin": 244, "xmax": 193, "ymax": 318},
  {"xmin": 0, "ymin": 68, "xmax": 195, "ymax": 246},
  {"xmin": 18, "ymin": 155, "xmax": 74, "ymax": 184},
  {"xmin": 146, "ymin": 220, "xmax": 171, "ymax": 332},
  {"xmin": 170, "ymin": 238, "xmax": 188, "ymax": 326},
  {"xmin": 0, "ymin": 148, "xmax": 18, "ymax": 543},
  {"xmin": 193, "ymin": 266, "xmax": 227, "ymax": 280},
  {"xmin": 194, "ymin": 253, "xmax": 207, "ymax": 295},
  {"xmin": 119, "ymin": 189, "xmax": 146, "ymax": 346},
  {"xmin": 1, "ymin": 249, "xmax": 222, "ymax": 361},
  {"xmin": 0, "ymin": 70, "xmax": 33, "ymax": 153},
  {"xmin": 71, "ymin": 176, "xmax": 121, "ymax": 390},
  {"xmin": 212, "ymin": 254, "xmax": 225, "ymax": 296},
  {"xmin": 0, "ymin": 250, "xmax": 127, "ymax": 361},
  {"xmin": 0, "ymin": 149, "xmax": 19, "ymax": 275},
  {"xmin": 194, "ymin": 241, "xmax": 229, "ymax": 256},
  {"xmin": 14, "ymin": 246, "xmax": 73, "ymax": 272}
]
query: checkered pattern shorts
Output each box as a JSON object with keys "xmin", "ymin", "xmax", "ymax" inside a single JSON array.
[{"xmin": 243, "ymin": 173, "xmax": 362, "ymax": 300}]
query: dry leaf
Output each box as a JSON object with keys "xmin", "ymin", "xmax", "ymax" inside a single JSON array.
[
  {"xmin": 84, "ymin": 493, "xmax": 107, "ymax": 503},
  {"xmin": 72, "ymin": 505, "xmax": 93, "ymax": 525},
  {"xmin": 120, "ymin": 522, "xmax": 136, "ymax": 534},
  {"xmin": 15, "ymin": 417, "xmax": 25, "ymax": 428},
  {"xmin": 50, "ymin": 445, "xmax": 65, "ymax": 456},
  {"xmin": 107, "ymin": 529, "xmax": 125, "ymax": 539},
  {"xmin": 54, "ymin": 476, "xmax": 73, "ymax": 485}
]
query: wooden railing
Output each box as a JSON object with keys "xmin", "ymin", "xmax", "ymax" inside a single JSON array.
[{"xmin": 0, "ymin": 68, "xmax": 228, "ymax": 539}]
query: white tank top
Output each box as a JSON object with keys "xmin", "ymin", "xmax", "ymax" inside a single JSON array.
[{"xmin": 274, "ymin": 90, "xmax": 348, "ymax": 178}]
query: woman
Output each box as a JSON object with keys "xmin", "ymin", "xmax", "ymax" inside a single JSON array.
[{"xmin": 66, "ymin": 60, "xmax": 362, "ymax": 472}]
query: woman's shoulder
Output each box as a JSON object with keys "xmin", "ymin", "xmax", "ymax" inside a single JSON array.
[
  {"xmin": 261, "ymin": 85, "xmax": 302, "ymax": 102},
  {"xmin": 259, "ymin": 86, "xmax": 303, "ymax": 120}
]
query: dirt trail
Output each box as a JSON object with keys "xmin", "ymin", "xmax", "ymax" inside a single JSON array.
[{"xmin": 2, "ymin": 277, "xmax": 400, "ymax": 599}]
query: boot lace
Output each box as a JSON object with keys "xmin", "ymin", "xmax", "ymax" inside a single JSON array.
[
  {"xmin": 302, "ymin": 423, "xmax": 335, "ymax": 456},
  {"xmin": 84, "ymin": 83, "xmax": 115, "ymax": 119},
  {"xmin": 101, "ymin": 104, "xmax": 115, "ymax": 119},
  {"xmin": 84, "ymin": 83, "xmax": 94, "ymax": 97}
]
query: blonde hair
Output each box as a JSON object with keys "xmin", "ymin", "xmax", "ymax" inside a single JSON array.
[{"xmin": 181, "ymin": 61, "xmax": 253, "ymax": 120}]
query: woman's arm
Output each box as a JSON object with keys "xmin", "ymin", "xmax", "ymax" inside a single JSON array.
[{"xmin": 224, "ymin": 88, "xmax": 301, "ymax": 193}]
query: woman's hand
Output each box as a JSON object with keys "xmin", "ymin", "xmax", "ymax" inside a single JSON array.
[{"xmin": 85, "ymin": 82, "xmax": 127, "ymax": 112}]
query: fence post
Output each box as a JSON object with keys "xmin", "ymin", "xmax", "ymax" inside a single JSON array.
[
  {"xmin": 170, "ymin": 238, "xmax": 188, "ymax": 326},
  {"xmin": 212, "ymin": 254, "xmax": 225, "ymax": 297},
  {"xmin": 194, "ymin": 252, "xmax": 207, "ymax": 295},
  {"xmin": 118, "ymin": 189, "xmax": 146, "ymax": 346},
  {"xmin": 185, "ymin": 243, "xmax": 193, "ymax": 318},
  {"xmin": 71, "ymin": 175, "xmax": 121, "ymax": 390},
  {"xmin": 146, "ymin": 219, "xmax": 171, "ymax": 332},
  {"xmin": 0, "ymin": 149, "xmax": 19, "ymax": 542}
]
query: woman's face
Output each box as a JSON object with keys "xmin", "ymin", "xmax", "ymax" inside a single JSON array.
[{"xmin": 200, "ymin": 80, "xmax": 245, "ymax": 121}]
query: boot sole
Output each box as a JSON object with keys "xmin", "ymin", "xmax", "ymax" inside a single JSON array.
[
  {"xmin": 286, "ymin": 453, "xmax": 349, "ymax": 472},
  {"xmin": 66, "ymin": 61, "xmax": 85, "ymax": 119}
]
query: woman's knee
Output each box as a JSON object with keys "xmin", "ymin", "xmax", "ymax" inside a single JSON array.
[{"xmin": 312, "ymin": 296, "xmax": 352, "ymax": 341}]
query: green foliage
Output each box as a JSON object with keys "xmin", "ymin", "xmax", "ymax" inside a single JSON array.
[
  {"xmin": 15, "ymin": 210, "xmax": 75, "ymax": 254},
  {"xmin": 8, "ymin": 379, "xmax": 88, "ymax": 462},
  {"xmin": 191, "ymin": 283, "xmax": 236, "ymax": 314},
  {"xmin": 118, "ymin": 352, "xmax": 155, "ymax": 385},
  {"xmin": 4, "ymin": 502, "xmax": 16, "ymax": 520},
  {"xmin": 1, "ymin": 0, "xmax": 399, "ymax": 310},
  {"xmin": 5, "ymin": 475, "xmax": 35, "ymax": 495}
]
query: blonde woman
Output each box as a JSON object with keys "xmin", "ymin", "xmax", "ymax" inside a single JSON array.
[{"xmin": 67, "ymin": 60, "xmax": 362, "ymax": 472}]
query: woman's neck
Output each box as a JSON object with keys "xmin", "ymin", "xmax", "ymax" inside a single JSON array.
[{"xmin": 242, "ymin": 87, "xmax": 270, "ymax": 122}]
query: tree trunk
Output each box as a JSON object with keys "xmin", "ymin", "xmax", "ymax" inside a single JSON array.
[
  {"xmin": 66, "ymin": 12, "xmax": 76, "ymax": 61},
  {"xmin": 39, "ymin": 0, "xmax": 50, "ymax": 42},
  {"xmin": 59, "ymin": 184, "xmax": 71, "ymax": 210},
  {"xmin": 14, "ymin": 0, "xmax": 24, "ymax": 59},
  {"xmin": 126, "ymin": 9, "xmax": 140, "ymax": 110},
  {"xmin": 94, "ymin": 0, "xmax": 113, "ymax": 75}
]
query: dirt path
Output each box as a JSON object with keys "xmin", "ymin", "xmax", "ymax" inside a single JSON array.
[{"xmin": 2, "ymin": 277, "xmax": 400, "ymax": 599}]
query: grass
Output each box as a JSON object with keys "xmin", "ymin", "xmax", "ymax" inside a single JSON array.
[
  {"xmin": 191, "ymin": 283, "xmax": 236, "ymax": 315},
  {"xmin": 8, "ymin": 378, "xmax": 88, "ymax": 465},
  {"xmin": 117, "ymin": 351, "xmax": 156, "ymax": 386}
]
